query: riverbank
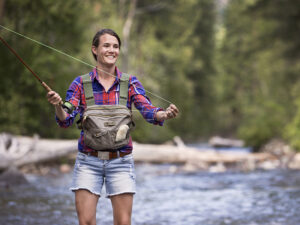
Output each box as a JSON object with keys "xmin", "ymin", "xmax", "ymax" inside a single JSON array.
[
  {"xmin": 1, "ymin": 133, "xmax": 300, "ymax": 177},
  {"xmin": 14, "ymin": 141, "xmax": 300, "ymax": 178}
]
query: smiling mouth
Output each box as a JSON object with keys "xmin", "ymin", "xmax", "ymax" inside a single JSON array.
[{"xmin": 106, "ymin": 55, "xmax": 115, "ymax": 59}]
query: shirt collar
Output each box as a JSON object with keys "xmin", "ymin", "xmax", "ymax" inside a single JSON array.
[{"xmin": 92, "ymin": 66, "xmax": 121, "ymax": 82}]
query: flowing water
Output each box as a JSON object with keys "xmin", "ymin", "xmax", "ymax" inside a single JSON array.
[{"xmin": 1, "ymin": 163, "xmax": 300, "ymax": 225}]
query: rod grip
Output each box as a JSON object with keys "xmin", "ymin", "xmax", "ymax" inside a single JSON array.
[
  {"xmin": 41, "ymin": 81, "xmax": 52, "ymax": 92},
  {"xmin": 42, "ymin": 82, "xmax": 63, "ymax": 105}
]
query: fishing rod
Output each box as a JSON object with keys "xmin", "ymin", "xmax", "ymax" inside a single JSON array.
[
  {"xmin": 0, "ymin": 35, "xmax": 73, "ymax": 113},
  {"xmin": 0, "ymin": 35, "xmax": 54, "ymax": 92},
  {"xmin": 0, "ymin": 24, "xmax": 174, "ymax": 106}
]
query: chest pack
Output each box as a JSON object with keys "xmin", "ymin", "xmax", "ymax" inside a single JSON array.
[{"xmin": 79, "ymin": 73, "xmax": 135, "ymax": 151}]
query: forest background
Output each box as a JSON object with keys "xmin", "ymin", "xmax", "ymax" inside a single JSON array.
[{"xmin": 1, "ymin": 0, "xmax": 300, "ymax": 151}]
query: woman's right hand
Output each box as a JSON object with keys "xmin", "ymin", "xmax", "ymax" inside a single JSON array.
[
  {"xmin": 47, "ymin": 91, "xmax": 63, "ymax": 106},
  {"xmin": 47, "ymin": 91, "xmax": 68, "ymax": 121}
]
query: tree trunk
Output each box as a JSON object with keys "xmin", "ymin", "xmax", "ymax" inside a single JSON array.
[{"xmin": 121, "ymin": 0, "xmax": 137, "ymax": 72}]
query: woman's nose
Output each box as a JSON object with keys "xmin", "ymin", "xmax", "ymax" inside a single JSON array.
[{"xmin": 108, "ymin": 46, "xmax": 114, "ymax": 52}]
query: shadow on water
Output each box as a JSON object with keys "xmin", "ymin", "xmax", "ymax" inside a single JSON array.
[{"xmin": 1, "ymin": 164, "xmax": 300, "ymax": 225}]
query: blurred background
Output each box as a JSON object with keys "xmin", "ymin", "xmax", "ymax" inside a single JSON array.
[
  {"xmin": 1, "ymin": 1, "xmax": 300, "ymax": 225},
  {"xmin": 1, "ymin": 0, "xmax": 300, "ymax": 151}
]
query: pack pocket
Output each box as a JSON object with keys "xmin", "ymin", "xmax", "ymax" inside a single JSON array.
[
  {"xmin": 94, "ymin": 131, "xmax": 108, "ymax": 138},
  {"xmin": 84, "ymin": 129, "xmax": 115, "ymax": 150},
  {"xmin": 82, "ymin": 105, "xmax": 133, "ymax": 150}
]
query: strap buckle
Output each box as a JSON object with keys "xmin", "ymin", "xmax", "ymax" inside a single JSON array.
[{"xmin": 97, "ymin": 151, "xmax": 110, "ymax": 160}]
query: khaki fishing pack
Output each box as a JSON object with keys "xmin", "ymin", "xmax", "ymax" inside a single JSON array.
[{"xmin": 78, "ymin": 73, "xmax": 135, "ymax": 151}]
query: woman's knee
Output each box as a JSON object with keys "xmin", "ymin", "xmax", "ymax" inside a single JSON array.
[
  {"xmin": 78, "ymin": 217, "xmax": 96, "ymax": 225},
  {"xmin": 114, "ymin": 217, "xmax": 131, "ymax": 225},
  {"xmin": 75, "ymin": 190, "xmax": 99, "ymax": 225}
]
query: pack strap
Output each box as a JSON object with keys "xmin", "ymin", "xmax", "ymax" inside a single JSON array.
[
  {"xmin": 81, "ymin": 72, "xmax": 130, "ymax": 107},
  {"xmin": 119, "ymin": 73, "xmax": 130, "ymax": 106},
  {"xmin": 81, "ymin": 74, "xmax": 94, "ymax": 107}
]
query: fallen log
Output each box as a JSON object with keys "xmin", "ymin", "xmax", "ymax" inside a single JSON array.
[
  {"xmin": 1, "ymin": 133, "xmax": 297, "ymax": 172},
  {"xmin": 0, "ymin": 133, "xmax": 77, "ymax": 170},
  {"xmin": 209, "ymin": 136, "xmax": 244, "ymax": 148},
  {"xmin": 133, "ymin": 142, "xmax": 274, "ymax": 164},
  {"xmin": 133, "ymin": 142, "xmax": 289, "ymax": 172}
]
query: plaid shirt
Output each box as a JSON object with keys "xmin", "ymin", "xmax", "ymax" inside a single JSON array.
[{"xmin": 56, "ymin": 67, "xmax": 164, "ymax": 153}]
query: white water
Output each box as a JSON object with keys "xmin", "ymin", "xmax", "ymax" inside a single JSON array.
[{"xmin": 1, "ymin": 164, "xmax": 300, "ymax": 225}]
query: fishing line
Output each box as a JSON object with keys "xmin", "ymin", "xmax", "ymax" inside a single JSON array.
[{"xmin": 0, "ymin": 24, "xmax": 173, "ymax": 105}]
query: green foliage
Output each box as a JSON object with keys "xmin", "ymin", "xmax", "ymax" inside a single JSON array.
[
  {"xmin": 215, "ymin": 0, "xmax": 300, "ymax": 150},
  {"xmin": 2, "ymin": 0, "xmax": 300, "ymax": 151},
  {"xmin": 0, "ymin": 0, "xmax": 91, "ymax": 138},
  {"xmin": 88, "ymin": 0, "xmax": 216, "ymax": 142},
  {"xmin": 284, "ymin": 99, "xmax": 300, "ymax": 150},
  {"xmin": 0, "ymin": 0, "xmax": 217, "ymax": 144}
]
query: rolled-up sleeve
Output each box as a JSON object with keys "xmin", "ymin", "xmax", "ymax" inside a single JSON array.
[
  {"xmin": 55, "ymin": 111, "xmax": 77, "ymax": 128},
  {"xmin": 56, "ymin": 76, "xmax": 82, "ymax": 128},
  {"xmin": 129, "ymin": 76, "xmax": 164, "ymax": 126}
]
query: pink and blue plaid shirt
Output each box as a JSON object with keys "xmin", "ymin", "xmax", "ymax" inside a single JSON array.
[{"xmin": 56, "ymin": 67, "xmax": 164, "ymax": 153}]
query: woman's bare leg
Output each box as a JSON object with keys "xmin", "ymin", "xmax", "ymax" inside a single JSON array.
[
  {"xmin": 110, "ymin": 193, "xmax": 134, "ymax": 225},
  {"xmin": 75, "ymin": 189, "xmax": 99, "ymax": 225}
]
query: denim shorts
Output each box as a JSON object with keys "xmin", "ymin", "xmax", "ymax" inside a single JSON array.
[{"xmin": 70, "ymin": 152, "xmax": 136, "ymax": 198}]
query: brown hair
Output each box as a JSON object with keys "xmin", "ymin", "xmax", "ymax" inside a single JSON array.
[{"xmin": 91, "ymin": 29, "xmax": 121, "ymax": 61}]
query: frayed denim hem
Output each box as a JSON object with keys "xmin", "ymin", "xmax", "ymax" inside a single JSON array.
[
  {"xmin": 70, "ymin": 187, "xmax": 101, "ymax": 197},
  {"xmin": 106, "ymin": 191, "xmax": 136, "ymax": 198}
]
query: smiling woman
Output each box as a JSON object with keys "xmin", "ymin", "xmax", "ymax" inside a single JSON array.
[
  {"xmin": 91, "ymin": 32, "xmax": 121, "ymax": 91},
  {"xmin": 46, "ymin": 28, "xmax": 179, "ymax": 225},
  {"xmin": 91, "ymin": 29, "xmax": 121, "ymax": 75}
]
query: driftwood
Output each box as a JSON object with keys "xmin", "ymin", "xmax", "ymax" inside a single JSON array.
[
  {"xmin": 133, "ymin": 142, "xmax": 271, "ymax": 164},
  {"xmin": 133, "ymin": 138, "xmax": 299, "ymax": 172},
  {"xmin": 1, "ymin": 133, "xmax": 299, "ymax": 172},
  {"xmin": 0, "ymin": 133, "xmax": 77, "ymax": 170},
  {"xmin": 208, "ymin": 136, "xmax": 245, "ymax": 148},
  {"xmin": 132, "ymin": 142, "xmax": 279, "ymax": 172}
]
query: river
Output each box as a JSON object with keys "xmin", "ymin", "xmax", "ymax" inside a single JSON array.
[{"xmin": 1, "ymin": 163, "xmax": 300, "ymax": 225}]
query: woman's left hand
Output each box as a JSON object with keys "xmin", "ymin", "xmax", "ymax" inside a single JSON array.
[{"xmin": 156, "ymin": 104, "xmax": 179, "ymax": 121}]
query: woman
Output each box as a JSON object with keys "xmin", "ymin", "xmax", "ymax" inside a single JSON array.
[{"xmin": 47, "ymin": 29, "xmax": 179, "ymax": 225}]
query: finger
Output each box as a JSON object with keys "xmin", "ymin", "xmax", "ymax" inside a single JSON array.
[
  {"xmin": 47, "ymin": 92, "xmax": 55, "ymax": 98},
  {"xmin": 166, "ymin": 112, "xmax": 172, "ymax": 119},
  {"xmin": 171, "ymin": 111, "xmax": 177, "ymax": 118},
  {"xmin": 49, "ymin": 95, "xmax": 62, "ymax": 105},
  {"xmin": 166, "ymin": 106, "xmax": 177, "ymax": 115},
  {"xmin": 48, "ymin": 94, "xmax": 58, "ymax": 101},
  {"xmin": 170, "ymin": 104, "xmax": 179, "ymax": 113},
  {"xmin": 166, "ymin": 110, "xmax": 175, "ymax": 119},
  {"xmin": 170, "ymin": 108, "xmax": 179, "ymax": 118},
  {"xmin": 49, "ymin": 93, "xmax": 62, "ymax": 102},
  {"xmin": 49, "ymin": 98, "xmax": 59, "ymax": 105}
]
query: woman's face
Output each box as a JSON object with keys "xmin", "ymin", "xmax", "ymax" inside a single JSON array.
[{"xmin": 92, "ymin": 33, "xmax": 120, "ymax": 67}]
